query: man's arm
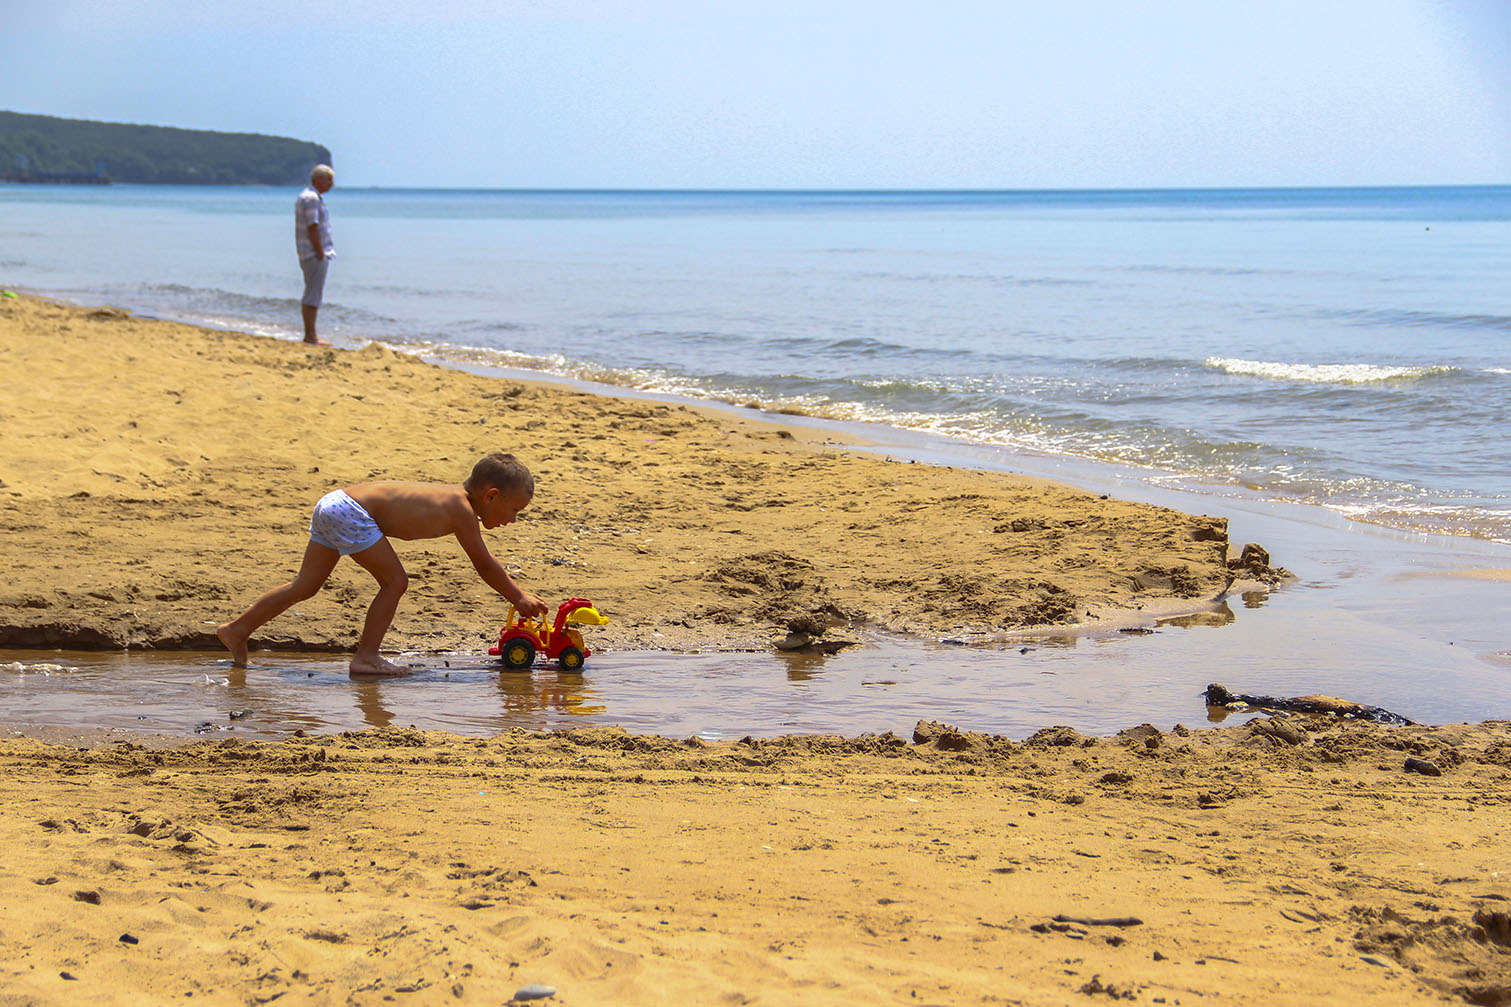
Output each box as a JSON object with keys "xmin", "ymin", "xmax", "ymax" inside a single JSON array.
[
  {"xmin": 307, "ymin": 222, "xmax": 325, "ymax": 258},
  {"xmin": 453, "ymin": 517, "xmax": 547, "ymax": 617}
]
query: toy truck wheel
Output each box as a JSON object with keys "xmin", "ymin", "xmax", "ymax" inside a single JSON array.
[
  {"xmin": 558, "ymin": 646, "xmax": 585, "ymax": 672},
  {"xmin": 501, "ymin": 638, "xmax": 535, "ymax": 670}
]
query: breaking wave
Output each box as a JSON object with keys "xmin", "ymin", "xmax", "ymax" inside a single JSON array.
[{"xmin": 1205, "ymin": 357, "xmax": 1455, "ymax": 385}]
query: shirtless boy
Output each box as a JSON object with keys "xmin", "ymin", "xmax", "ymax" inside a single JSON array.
[{"xmin": 217, "ymin": 452, "xmax": 548, "ymax": 676}]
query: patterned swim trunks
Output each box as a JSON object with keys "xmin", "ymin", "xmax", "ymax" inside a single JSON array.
[{"xmin": 308, "ymin": 489, "xmax": 385, "ymax": 555}]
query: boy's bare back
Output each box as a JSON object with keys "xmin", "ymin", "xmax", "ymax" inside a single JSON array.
[
  {"xmin": 344, "ymin": 479, "xmax": 539, "ymax": 613},
  {"xmin": 345, "ymin": 481, "xmax": 478, "ymax": 541}
]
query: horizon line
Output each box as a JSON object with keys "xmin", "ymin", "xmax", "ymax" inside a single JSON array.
[{"xmin": 320, "ymin": 182, "xmax": 1511, "ymax": 194}]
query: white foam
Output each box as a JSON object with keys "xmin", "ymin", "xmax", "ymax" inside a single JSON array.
[
  {"xmin": 1205, "ymin": 357, "xmax": 1453, "ymax": 384},
  {"xmin": 1, "ymin": 661, "xmax": 71, "ymax": 676}
]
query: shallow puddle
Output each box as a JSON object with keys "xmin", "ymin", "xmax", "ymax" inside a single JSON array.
[{"xmin": 3, "ymin": 573, "xmax": 1505, "ymax": 741}]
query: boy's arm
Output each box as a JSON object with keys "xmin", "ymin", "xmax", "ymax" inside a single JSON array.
[{"xmin": 453, "ymin": 519, "xmax": 547, "ymax": 618}]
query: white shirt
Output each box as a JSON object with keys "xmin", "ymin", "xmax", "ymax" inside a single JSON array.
[{"xmin": 295, "ymin": 187, "xmax": 332, "ymax": 262}]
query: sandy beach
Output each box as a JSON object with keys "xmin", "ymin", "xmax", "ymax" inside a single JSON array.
[
  {"xmin": 2, "ymin": 294, "xmax": 1508, "ymax": 1005},
  {"xmin": 0, "ymin": 294, "xmax": 1273, "ymax": 656}
]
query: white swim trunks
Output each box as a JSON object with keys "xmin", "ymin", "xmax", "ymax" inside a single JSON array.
[{"xmin": 308, "ymin": 489, "xmax": 384, "ymax": 555}]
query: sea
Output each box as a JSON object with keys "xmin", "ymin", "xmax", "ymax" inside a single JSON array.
[{"xmin": 3, "ymin": 183, "xmax": 1511, "ymax": 738}]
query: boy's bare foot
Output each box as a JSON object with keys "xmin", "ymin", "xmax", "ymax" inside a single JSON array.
[
  {"xmin": 216, "ymin": 623, "xmax": 249, "ymax": 667},
  {"xmin": 303, "ymin": 336, "xmax": 331, "ymax": 346},
  {"xmin": 349, "ymin": 655, "xmax": 413, "ymax": 678}
]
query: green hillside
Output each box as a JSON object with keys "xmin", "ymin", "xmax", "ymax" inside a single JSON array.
[{"xmin": 0, "ymin": 110, "xmax": 330, "ymax": 185}]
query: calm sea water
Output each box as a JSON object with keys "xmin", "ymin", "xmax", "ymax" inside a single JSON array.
[{"xmin": 5, "ymin": 183, "xmax": 1511, "ymax": 543}]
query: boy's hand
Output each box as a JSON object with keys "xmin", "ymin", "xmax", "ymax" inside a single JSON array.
[{"xmin": 514, "ymin": 592, "xmax": 549, "ymax": 620}]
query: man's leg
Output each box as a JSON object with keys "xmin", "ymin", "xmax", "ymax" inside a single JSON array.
[
  {"xmin": 347, "ymin": 538, "xmax": 411, "ymax": 677},
  {"xmin": 218, "ymin": 540, "xmax": 340, "ymax": 666},
  {"xmin": 302, "ymin": 303, "xmax": 322, "ymax": 344},
  {"xmin": 300, "ymin": 256, "xmax": 330, "ymax": 345}
]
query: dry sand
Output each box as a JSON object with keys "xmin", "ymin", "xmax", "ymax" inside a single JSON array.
[{"xmin": 2, "ymin": 294, "xmax": 1507, "ymax": 1005}]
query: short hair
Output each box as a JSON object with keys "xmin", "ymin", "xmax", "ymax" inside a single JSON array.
[
  {"xmin": 310, "ymin": 164, "xmax": 334, "ymax": 184},
  {"xmin": 466, "ymin": 452, "xmax": 534, "ymax": 496}
]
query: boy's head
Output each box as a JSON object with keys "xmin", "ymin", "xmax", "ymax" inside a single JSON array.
[
  {"xmin": 465, "ymin": 453, "xmax": 534, "ymax": 529},
  {"xmin": 467, "ymin": 452, "xmax": 534, "ymax": 497}
]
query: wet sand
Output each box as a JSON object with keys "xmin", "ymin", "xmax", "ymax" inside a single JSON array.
[{"xmin": 3, "ymin": 294, "xmax": 1508, "ymax": 1005}]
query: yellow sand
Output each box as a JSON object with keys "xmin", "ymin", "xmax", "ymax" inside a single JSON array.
[{"xmin": 1, "ymin": 720, "xmax": 1508, "ymax": 1005}]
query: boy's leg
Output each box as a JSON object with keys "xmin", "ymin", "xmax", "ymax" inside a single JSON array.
[
  {"xmin": 217, "ymin": 540, "xmax": 340, "ymax": 666},
  {"xmin": 347, "ymin": 538, "xmax": 411, "ymax": 677}
]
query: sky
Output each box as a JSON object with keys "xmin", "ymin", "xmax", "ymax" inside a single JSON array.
[{"xmin": 3, "ymin": 0, "xmax": 1508, "ymax": 188}]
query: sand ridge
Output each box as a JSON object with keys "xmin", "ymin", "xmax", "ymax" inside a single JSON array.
[{"xmin": 0, "ymin": 294, "xmax": 1277, "ymax": 659}]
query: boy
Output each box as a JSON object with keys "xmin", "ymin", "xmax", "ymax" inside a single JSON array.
[{"xmin": 218, "ymin": 452, "xmax": 548, "ymax": 677}]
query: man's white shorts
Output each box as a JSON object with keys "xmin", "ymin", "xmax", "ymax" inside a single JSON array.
[{"xmin": 300, "ymin": 256, "xmax": 329, "ymax": 308}]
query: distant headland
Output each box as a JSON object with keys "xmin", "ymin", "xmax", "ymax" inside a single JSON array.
[{"xmin": 0, "ymin": 110, "xmax": 330, "ymax": 186}]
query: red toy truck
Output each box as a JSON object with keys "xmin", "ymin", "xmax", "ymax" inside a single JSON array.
[{"xmin": 490, "ymin": 597, "xmax": 608, "ymax": 671}]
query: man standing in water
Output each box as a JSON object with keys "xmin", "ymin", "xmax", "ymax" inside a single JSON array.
[{"xmin": 295, "ymin": 164, "xmax": 335, "ymax": 345}]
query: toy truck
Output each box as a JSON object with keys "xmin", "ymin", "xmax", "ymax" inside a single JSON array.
[{"xmin": 489, "ymin": 597, "xmax": 608, "ymax": 671}]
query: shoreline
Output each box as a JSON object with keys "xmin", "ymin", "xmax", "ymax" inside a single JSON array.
[
  {"xmin": 27, "ymin": 281, "xmax": 1511, "ymax": 561},
  {"xmin": 0, "ymin": 292, "xmax": 1278, "ymax": 658},
  {"xmin": 31, "ymin": 274, "xmax": 1511, "ymax": 553}
]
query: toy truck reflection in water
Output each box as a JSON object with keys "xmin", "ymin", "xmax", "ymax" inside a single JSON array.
[{"xmin": 490, "ymin": 598, "xmax": 609, "ymax": 671}]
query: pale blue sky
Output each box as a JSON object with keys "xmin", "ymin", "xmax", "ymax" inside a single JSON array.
[{"xmin": 4, "ymin": 0, "xmax": 1507, "ymax": 188}]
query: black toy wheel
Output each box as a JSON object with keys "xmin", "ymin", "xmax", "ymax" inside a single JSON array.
[
  {"xmin": 501, "ymin": 638, "xmax": 536, "ymax": 670},
  {"xmin": 558, "ymin": 646, "xmax": 585, "ymax": 672}
]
